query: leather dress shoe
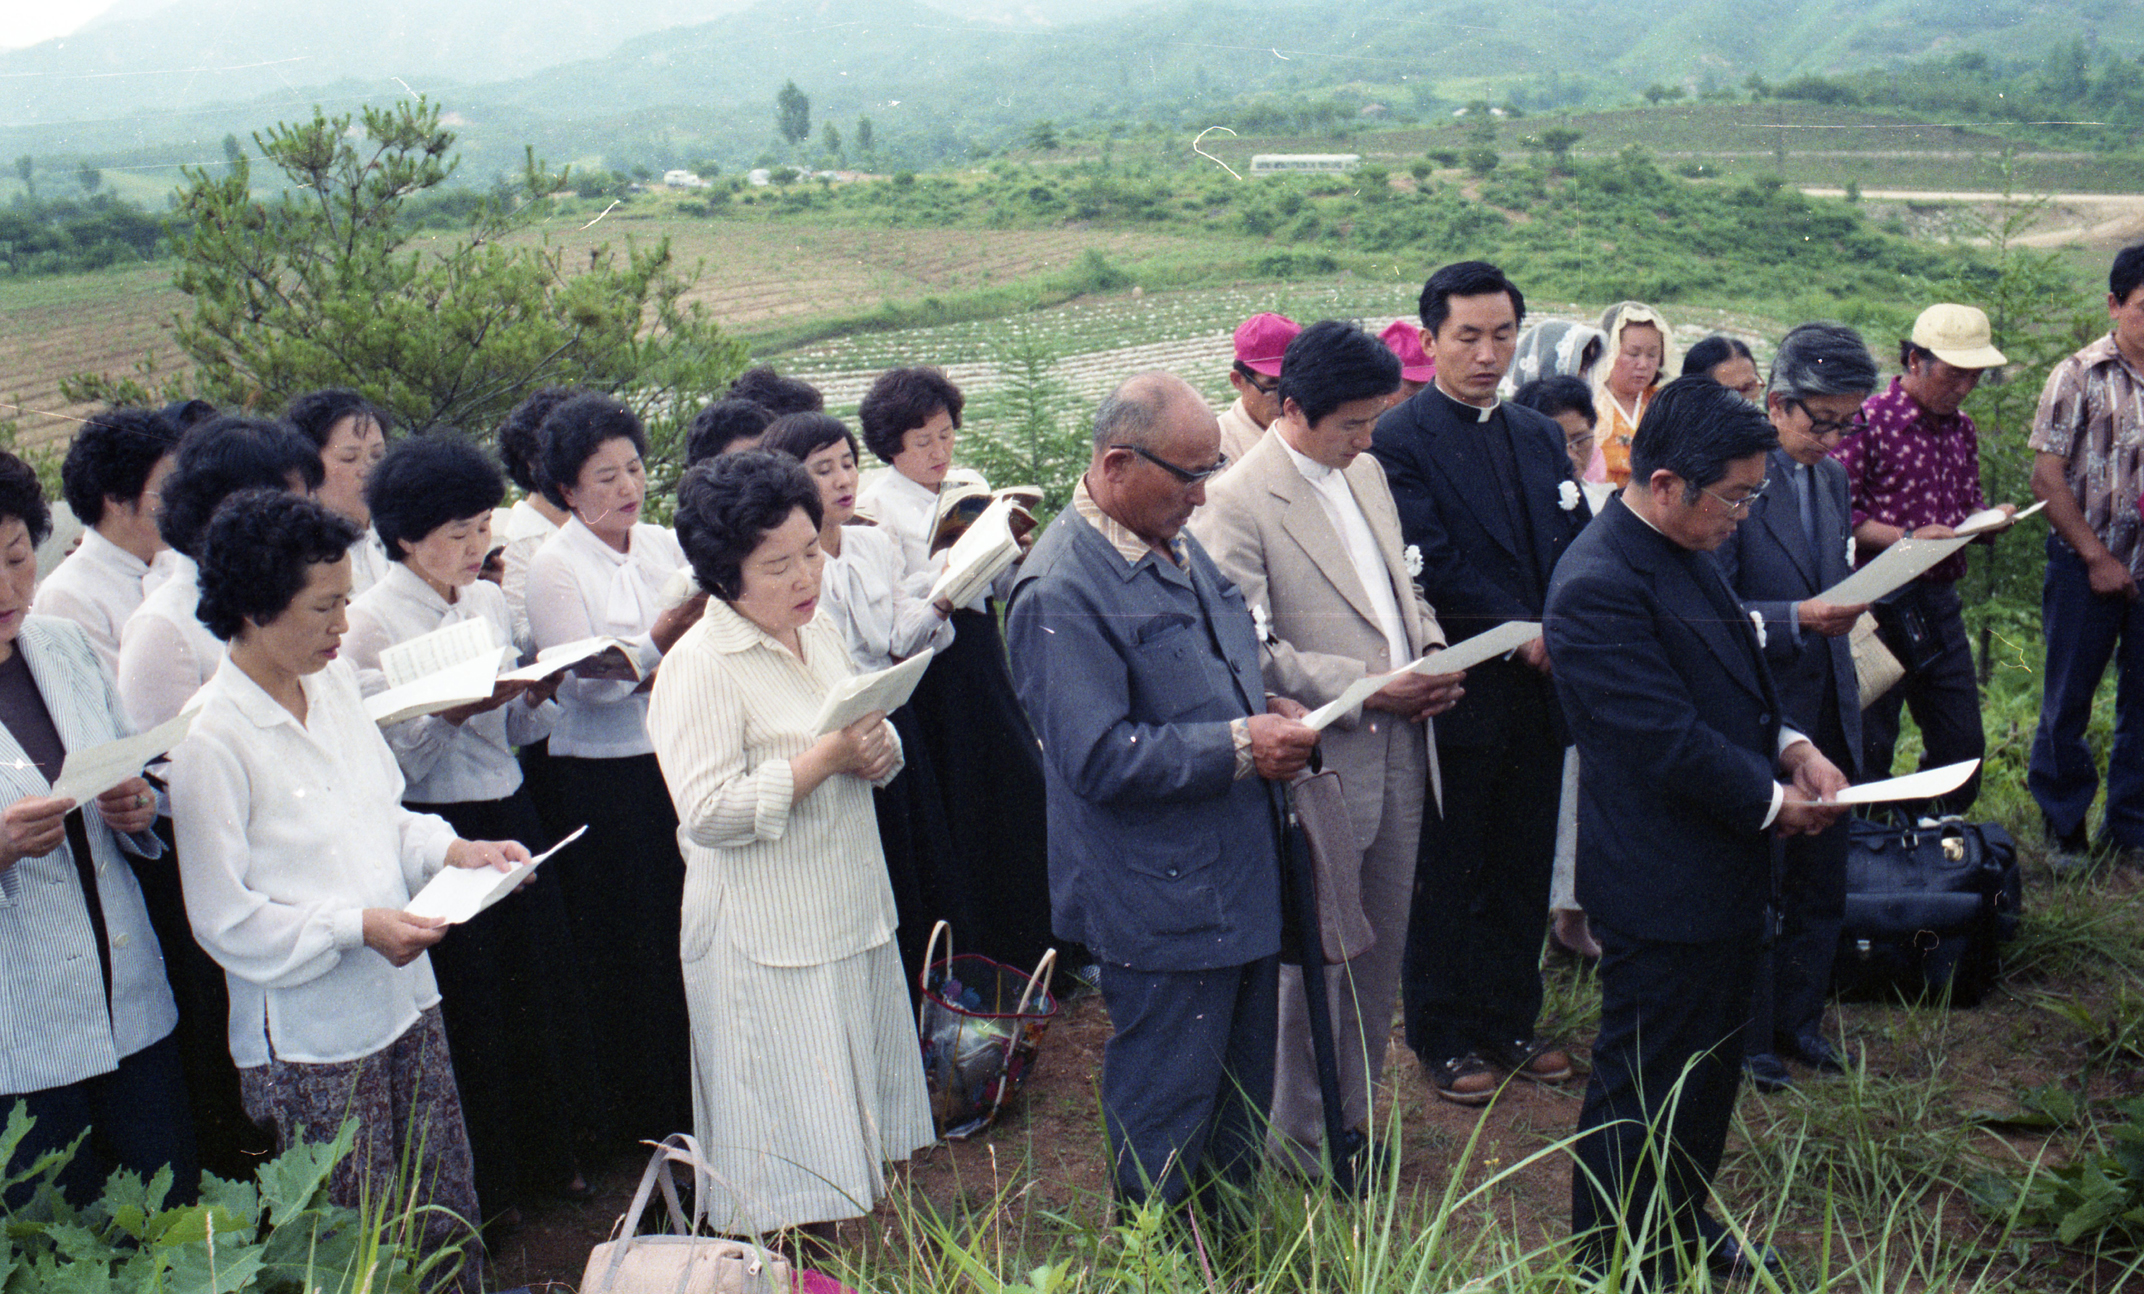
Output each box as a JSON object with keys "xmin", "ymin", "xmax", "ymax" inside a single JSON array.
[
  {"xmin": 1744, "ymin": 1051, "xmax": 1795, "ymax": 1093},
  {"xmin": 1485, "ymin": 1037, "xmax": 1575, "ymax": 1084},
  {"xmin": 1790, "ymin": 1033, "xmax": 1848, "ymax": 1073},
  {"xmin": 1427, "ymin": 1052, "xmax": 1499, "ymax": 1105},
  {"xmin": 1709, "ymin": 1232, "xmax": 1787, "ymax": 1282}
]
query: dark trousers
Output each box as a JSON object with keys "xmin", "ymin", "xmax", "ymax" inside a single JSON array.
[
  {"xmin": 1754, "ymin": 692, "xmax": 1851, "ymax": 1050},
  {"xmin": 1862, "ymin": 581, "xmax": 1983, "ymax": 815},
  {"xmin": 7, "ymin": 1033, "xmax": 196, "ymax": 1208},
  {"xmin": 1098, "ymin": 956, "xmax": 1278, "ymax": 1219},
  {"xmin": 1573, "ymin": 923, "xmax": 1759, "ymax": 1271},
  {"xmin": 1403, "ymin": 726, "xmax": 1561, "ymax": 1064},
  {"xmin": 2029, "ymin": 537, "xmax": 2144, "ymax": 848}
]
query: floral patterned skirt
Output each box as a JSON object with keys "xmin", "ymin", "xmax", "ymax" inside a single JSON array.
[{"xmin": 239, "ymin": 1007, "xmax": 481, "ymax": 1293}]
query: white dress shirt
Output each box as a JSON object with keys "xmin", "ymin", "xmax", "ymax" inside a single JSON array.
[
  {"xmin": 345, "ymin": 562, "xmax": 556, "ymax": 804},
  {"xmin": 1277, "ymin": 438, "xmax": 1410, "ymax": 669},
  {"xmin": 856, "ymin": 468, "xmax": 1014, "ymax": 613},
  {"xmin": 820, "ymin": 524, "xmax": 954, "ymax": 673},
  {"xmin": 346, "ymin": 531, "xmax": 391, "ymax": 599},
  {"xmin": 523, "ymin": 515, "xmax": 685, "ymax": 758},
  {"xmin": 32, "ymin": 528, "xmax": 166, "ymax": 674},
  {"xmin": 499, "ymin": 498, "xmax": 561, "ymax": 655},
  {"xmin": 169, "ymin": 658, "xmax": 459, "ymax": 1066},
  {"xmin": 116, "ymin": 554, "xmax": 226, "ymax": 730}
]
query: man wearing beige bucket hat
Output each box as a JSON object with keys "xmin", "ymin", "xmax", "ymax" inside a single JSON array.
[{"xmin": 1832, "ymin": 302, "xmax": 2019, "ymax": 814}]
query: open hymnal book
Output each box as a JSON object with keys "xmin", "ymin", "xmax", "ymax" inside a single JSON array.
[
  {"xmin": 404, "ymin": 825, "xmax": 589, "ymax": 924},
  {"xmin": 929, "ymin": 473, "xmax": 1043, "ymax": 555},
  {"xmin": 497, "ymin": 636, "xmax": 643, "ymax": 684},
  {"xmin": 1954, "ymin": 499, "xmax": 2045, "ymax": 538},
  {"xmin": 364, "ymin": 622, "xmax": 639, "ymax": 726},
  {"xmin": 812, "ymin": 648, "xmax": 935, "ymax": 735},
  {"xmin": 928, "ymin": 496, "xmax": 1037, "ymax": 607}
]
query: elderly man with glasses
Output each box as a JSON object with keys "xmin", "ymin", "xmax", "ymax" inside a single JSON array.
[
  {"xmin": 1714, "ymin": 322, "xmax": 1879, "ymax": 1092},
  {"xmin": 1833, "ymin": 303, "xmax": 2019, "ymax": 813},
  {"xmin": 1006, "ymin": 370, "xmax": 1319, "ymax": 1233}
]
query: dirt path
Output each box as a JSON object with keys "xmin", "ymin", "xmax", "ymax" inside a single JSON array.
[{"xmin": 1800, "ymin": 187, "xmax": 2144, "ymax": 248}]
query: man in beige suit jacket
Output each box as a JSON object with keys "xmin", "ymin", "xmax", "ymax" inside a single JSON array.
[{"xmin": 1192, "ymin": 320, "xmax": 1464, "ymax": 1173}]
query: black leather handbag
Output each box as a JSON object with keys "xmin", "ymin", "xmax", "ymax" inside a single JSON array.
[{"xmin": 1832, "ymin": 815, "xmax": 2021, "ymax": 1006}]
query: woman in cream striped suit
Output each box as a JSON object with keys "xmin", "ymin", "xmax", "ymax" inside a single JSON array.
[{"xmin": 648, "ymin": 452, "xmax": 932, "ymax": 1245}]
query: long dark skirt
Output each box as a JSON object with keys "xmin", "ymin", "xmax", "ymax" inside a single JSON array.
[
  {"xmin": 902, "ymin": 605, "xmax": 1056, "ymax": 971},
  {"xmin": 409, "ymin": 791, "xmax": 602, "ymax": 1215},
  {"xmin": 874, "ymin": 704, "xmax": 954, "ymax": 1003},
  {"xmin": 135, "ymin": 817, "xmax": 276, "ymax": 1184},
  {"xmin": 538, "ymin": 753, "xmax": 692, "ymax": 1144}
]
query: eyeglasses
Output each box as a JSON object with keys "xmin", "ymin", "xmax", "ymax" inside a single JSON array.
[
  {"xmin": 1111, "ymin": 443, "xmax": 1230, "ymax": 485},
  {"xmin": 1699, "ymin": 479, "xmax": 1768, "ymax": 517},
  {"xmin": 1791, "ymin": 401, "xmax": 1868, "ymax": 439},
  {"xmin": 1242, "ymin": 373, "xmax": 1280, "ymax": 397}
]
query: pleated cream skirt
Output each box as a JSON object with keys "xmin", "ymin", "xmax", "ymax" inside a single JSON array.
[{"xmin": 685, "ymin": 933, "xmax": 935, "ymax": 1234}]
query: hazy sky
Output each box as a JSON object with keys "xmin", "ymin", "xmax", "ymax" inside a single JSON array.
[{"xmin": 0, "ymin": 0, "xmax": 120, "ymax": 48}]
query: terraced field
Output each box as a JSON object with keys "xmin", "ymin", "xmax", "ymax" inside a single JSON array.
[{"xmin": 0, "ymin": 265, "xmax": 187, "ymax": 448}]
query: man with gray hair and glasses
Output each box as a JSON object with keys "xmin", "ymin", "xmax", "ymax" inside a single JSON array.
[
  {"xmin": 1714, "ymin": 322, "xmax": 1877, "ymax": 1091},
  {"xmin": 1006, "ymin": 371, "xmax": 1319, "ymax": 1232}
]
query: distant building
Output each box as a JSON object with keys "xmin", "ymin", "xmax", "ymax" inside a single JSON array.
[
  {"xmin": 663, "ymin": 169, "xmax": 710, "ymax": 189},
  {"xmin": 1249, "ymin": 154, "xmax": 1362, "ymax": 177}
]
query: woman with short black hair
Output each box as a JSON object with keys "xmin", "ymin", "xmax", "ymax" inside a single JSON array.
[
  {"xmin": 36, "ymin": 406, "xmax": 185, "ymax": 670},
  {"xmin": 650, "ymin": 450, "xmax": 932, "ymax": 1242},
  {"xmin": 854, "ymin": 367, "xmax": 1056, "ymax": 972},
  {"xmin": 345, "ymin": 434, "xmax": 596, "ymax": 1217},
  {"xmin": 494, "ymin": 387, "xmax": 584, "ymax": 654},
  {"xmin": 286, "ymin": 389, "xmax": 393, "ymax": 595},
  {"xmin": 0, "ymin": 451, "xmax": 191, "ymax": 1207},
  {"xmin": 116, "ymin": 417, "xmax": 322, "ymax": 731},
  {"xmin": 1682, "ymin": 335, "xmax": 1763, "ymax": 404},
  {"xmin": 172, "ymin": 489, "xmax": 532, "ymax": 1294},
  {"xmin": 523, "ymin": 393, "xmax": 703, "ymax": 1140}
]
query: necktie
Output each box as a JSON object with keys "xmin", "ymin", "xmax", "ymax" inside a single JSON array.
[{"xmin": 1796, "ymin": 463, "xmax": 1817, "ymax": 551}]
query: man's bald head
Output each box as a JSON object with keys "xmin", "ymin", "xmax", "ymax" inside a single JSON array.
[
  {"xmin": 1087, "ymin": 371, "xmax": 1223, "ymax": 553},
  {"xmin": 1092, "ymin": 371, "xmax": 1205, "ymax": 456}
]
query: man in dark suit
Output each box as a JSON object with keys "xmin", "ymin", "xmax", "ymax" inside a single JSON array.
[
  {"xmin": 1369, "ymin": 261, "xmax": 1591, "ymax": 1104},
  {"xmin": 1714, "ymin": 322, "xmax": 1878, "ymax": 1091},
  {"xmin": 1005, "ymin": 370, "xmax": 1320, "ymax": 1221},
  {"xmin": 1548, "ymin": 376, "xmax": 1849, "ymax": 1280}
]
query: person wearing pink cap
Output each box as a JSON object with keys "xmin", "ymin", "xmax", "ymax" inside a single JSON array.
[
  {"xmin": 1216, "ymin": 312, "xmax": 1300, "ymax": 467},
  {"xmin": 1378, "ymin": 319, "xmax": 1437, "ymax": 399},
  {"xmin": 1834, "ymin": 302, "xmax": 2019, "ymax": 814}
]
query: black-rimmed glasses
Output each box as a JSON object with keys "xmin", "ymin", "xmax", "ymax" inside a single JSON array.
[
  {"xmin": 1111, "ymin": 443, "xmax": 1230, "ymax": 485},
  {"xmin": 1791, "ymin": 401, "xmax": 1868, "ymax": 439}
]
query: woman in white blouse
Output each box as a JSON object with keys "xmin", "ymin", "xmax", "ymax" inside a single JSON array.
[
  {"xmin": 286, "ymin": 389, "xmax": 392, "ymax": 597},
  {"xmin": 170, "ymin": 490, "xmax": 530, "ymax": 1292},
  {"xmin": 522, "ymin": 394, "xmax": 704, "ymax": 1141},
  {"xmin": 648, "ymin": 452, "xmax": 931, "ymax": 1244},
  {"xmin": 33, "ymin": 406, "xmax": 183, "ymax": 672},
  {"xmin": 854, "ymin": 367, "xmax": 1057, "ymax": 973},
  {"xmin": 345, "ymin": 434, "xmax": 599, "ymax": 1219},
  {"xmin": 117, "ymin": 417, "xmax": 324, "ymax": 731},
  {"xmin": 760, "ymin": 412, "xmax": 954, "ymax": 989}
]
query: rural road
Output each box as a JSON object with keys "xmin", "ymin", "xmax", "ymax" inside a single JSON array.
[{"xmin": 1800, "ymin": 187, "xmax": 2144, "ymax": 247}]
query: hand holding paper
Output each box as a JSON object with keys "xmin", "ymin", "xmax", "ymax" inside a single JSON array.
[
  {"xmin": 405, "ymin": 825, "xmax": 588, "ymax": 924},
  {"xmin": 1819, "ymin": 758, "xmax": 1980, "ymax": 807},
  {"xmin": 812, "ymin": 649, "xmax": 934, "ymax": 734},
  {"xmin": 1301, "ymin": 621, "xmax": 1542, "ymax": 730},
  {"xmin": 49, "ymin": 709, "xmax": 196, "ymax": 806}
]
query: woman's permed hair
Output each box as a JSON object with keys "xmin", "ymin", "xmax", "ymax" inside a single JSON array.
[
  {"xmin": 285, "ymin": 388, "xmax": 394, "ymax": 451},
  {"xmin": 0, "ymin": 452, "xmax": 52, "ymax": 547},
  {"xmin": 495, "ymin": 386, "xmax": 589, "ymax": 496},
  {"xmin": 195, "ymin": 490, "xmax": 361, "ymax": 640},
  {"xmin": 156, "ymin": 417, "xmax": 326, "ymax": 559},
  {"xmin": 539, "ymin": 394, "xmax": 648, "ymax": 509},
  {"xmin": 756, "ymin": 412, "xmax": 856, "ymax": 466},
  {"xmin": 368, "ymin": 434, "xmax": 506, "ymax": 561},
  {"xmin": 673, "ymin": 451, "xmax": 823, "ymax": 602},
  {"xmin": 856, "ymin": 366, "xmax": 964, "ymax": 464},
  {"xmin": 61, "ymin": 406, "xmax": 183, "ymax": 525}
]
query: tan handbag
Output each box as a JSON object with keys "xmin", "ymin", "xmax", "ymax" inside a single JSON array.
[
  {"xmin": 1849, "ymin": 612, "xmax": 1905, "ymax": 710},
  {"xmin": 580, "ymin": 1133, "xmax": 793, "ymax": 1294}
]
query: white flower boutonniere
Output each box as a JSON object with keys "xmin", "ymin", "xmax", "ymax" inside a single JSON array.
[
  {"xmin": 1558, "ymin": 480, "xmax": 1582, "ymax": 512},
  {"xmin": 1749, "ymin": 609, "xmax": 1768, "ymax": 651},
  {"xmin": 1403, "ymin": 544, "xmax": 1424, "ymax": 579},
  {"xmin": 1251, "ymin": 603, "xmax": 1273, "ymax": 644}
]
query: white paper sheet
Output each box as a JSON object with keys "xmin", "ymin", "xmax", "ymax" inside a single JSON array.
[
  {"xmin": 404, "ymin": 825, "xmax": 588, "ymax": 923},
  {"xmin": 363, "ymin": 651, "xmax": 504, "ymax": 726},
  {"xmin": 49, "ymin": 710, "xmax": 197, "ymax": 805},
  {"xmin": 497, "ymin": 636, "xmax": 640, "ymax": 684},
  {"xmin": 928, "ymin": 496, "xmax": 1024, "ymax": 606},
  {"xmin": 1822, "ymin": 758, "xmax": 1980, "ymax": 807},
  {"xmin": 812, "ymin": 649, "xmax": 935, "ymax": 735},
  {"xmin": 378, "ymin": 617, "xmax": 499, "ymax": 690},
  {"xmin": 1302, "ymin": 621, "xmax": 1542, "ymax": 731},
  {"xmin": 1954, "ymin": 499, "xmax": 2046, "ymax": 537},
  {"xmin": 1818, "ymin": 535, "xmax": 1975, "ymax": 606}
]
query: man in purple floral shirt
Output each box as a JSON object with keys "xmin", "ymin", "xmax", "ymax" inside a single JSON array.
[
  {"xmin": 2029, "ymin": 244, "xmax": 2144, "ymax": 858},
  {"xmin": 1832, "ymin": 303, "xmax": 2018, "ymax": 813}
]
